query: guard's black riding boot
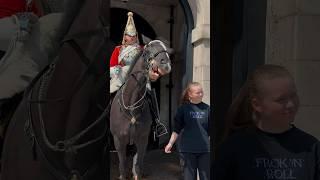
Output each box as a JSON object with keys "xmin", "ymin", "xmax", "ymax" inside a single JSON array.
[{"xmin": 148, "ymin": 89, "xmax": 168, "ymax": 137}]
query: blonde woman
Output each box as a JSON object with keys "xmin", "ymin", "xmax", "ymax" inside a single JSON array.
[{"xmin": 165, "ymin": 82, "xmax": 210, "ymax": 180}]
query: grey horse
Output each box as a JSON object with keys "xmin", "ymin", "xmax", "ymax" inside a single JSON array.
[{"xmin": 110, "ymin": 40, "xmax": 172, "ymax": 180}]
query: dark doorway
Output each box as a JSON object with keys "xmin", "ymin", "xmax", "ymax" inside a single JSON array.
[{"xmin": 213, "ymin": 0, "xmax": 267, "ymax": 145}]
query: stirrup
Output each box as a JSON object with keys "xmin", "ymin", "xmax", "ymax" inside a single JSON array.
[{"xmin": 155, "ymin": 122, "xmax": 168, "ymax": 137}]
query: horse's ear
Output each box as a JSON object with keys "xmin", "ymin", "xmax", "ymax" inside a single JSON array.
[
  {"xmin": 141, "ymin": 34, "xmax": 152, "ymax": 45},
  {"xmin": 156, "ymin": 36, "xmax": 174, "ymax": 54},
  {"xmin": 166, "ymin": 47, "xmax": 174, "ymax": 55}
]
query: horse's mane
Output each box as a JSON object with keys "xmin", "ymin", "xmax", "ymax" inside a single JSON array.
[{"xmin": 126, "ymin": 50, "xmax": 143, "ymax": 75}]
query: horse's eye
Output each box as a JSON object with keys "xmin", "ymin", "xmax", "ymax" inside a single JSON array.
[{"xmin": 160, "ymin": 59, "xmax": 166, "ymax": 64}]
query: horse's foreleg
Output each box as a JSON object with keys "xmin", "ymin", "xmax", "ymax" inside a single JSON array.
[
  {"xmin": 113, "ymin": 136, "xmax": 127, "ymax": 180},
  {"xmin": 132, "ymin": 136, "xmax": 148, "ymax": 180}
]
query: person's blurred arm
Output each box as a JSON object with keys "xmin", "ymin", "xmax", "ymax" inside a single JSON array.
[
  {"xmin": 109, "ymin": 46, "xmax": 120, "ymax": 68},
  {"xmin": 164, "ymin": 132, "xmax": 179, "ymax": 153},
  {"xmin": 109, "ymin": 47, "xmax": 121, "ymax": 78},
  {"xmin": 164, "ymin": 106, "xmax": 184, "ymax": 153}
]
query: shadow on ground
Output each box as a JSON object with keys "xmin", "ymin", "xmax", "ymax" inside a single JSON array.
[{"xmin": 110, "ymin": 149, "xmax": 183, "ymax": 180}]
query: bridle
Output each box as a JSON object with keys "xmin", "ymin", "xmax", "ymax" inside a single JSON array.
[
  {"xmin": 116, "ymin": 70, "xmax": 148, "ymax": 123},
  {"xmin": 120, "ymin": 73, "xmax": 148, "ymax": 112},
  {"xmin": 116, "ymin": 41, "xmax": 170, "ymax": 121},
  {"xmin": 142, "ymin": 40, "xmax": 170, "ymax": 72}
]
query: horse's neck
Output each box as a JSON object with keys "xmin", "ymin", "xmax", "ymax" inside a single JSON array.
[
  {"xmin": 121, "ymin": 57, "xmax": 148, "ymax": 104},
  {"xmin": 130, "ymin": 56, "xmax": 146, "ymax": 74}
]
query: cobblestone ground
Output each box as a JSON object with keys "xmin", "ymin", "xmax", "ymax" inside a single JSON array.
[{"xmin": 110, "ymin": 149, "xmax": 183, "ymax": 180}]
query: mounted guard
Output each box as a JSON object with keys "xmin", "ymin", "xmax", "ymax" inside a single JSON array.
[
  {"xmin": 109, "ymin": 12, "xmax": 141, "ymax": 94},
  {"xmin": 110, "ymin": 39, "xmax": 172, "ymax": 180},
  {"xmin": 109, "ymin": 12, "xmax": 167, "ymax": 137}
]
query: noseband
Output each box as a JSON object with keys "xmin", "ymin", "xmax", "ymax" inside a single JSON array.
[{"xmin": 142, "ymin": 40, "xmax": 170, "ymax": 71}]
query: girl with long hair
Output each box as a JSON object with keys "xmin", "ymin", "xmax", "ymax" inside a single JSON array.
[
  {"xmin": 215, "ymin": 64, "xmax": 320, "ymax": 180},
  {"xmin": 165, "ymin": 82, "xmax": 210, "ymax": 180}
]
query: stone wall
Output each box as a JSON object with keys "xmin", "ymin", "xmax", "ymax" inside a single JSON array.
[{"xmin": 189, "ymin": 0, "xmax": 211, "ymax": 105}]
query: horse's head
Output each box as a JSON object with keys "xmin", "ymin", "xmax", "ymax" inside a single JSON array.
[{"xmin": 143, "ymin": 40, "xmax": 172, "ymax": 82}]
